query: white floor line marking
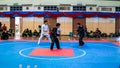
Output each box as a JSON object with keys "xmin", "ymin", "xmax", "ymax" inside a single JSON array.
[{"xmin": 19, "ymin": 47, "xmax": 86, "ymax": 60}]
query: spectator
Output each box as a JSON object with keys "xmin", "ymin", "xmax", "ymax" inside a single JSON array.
[
  {"xmin": 89, "ymin": 31, "xmax": 94, "ymax": 38},
  {"xmin": 38, "ymin": 25, "xmax": 41, "ymax": 34},
  {"xmin": 33, "ymin": 30, "xmax": 39, "ymax": 37},
  {"xmin": 94, "ymin": 28, "xmax": 101, "ymax": 38},
  {"xmin": 28, "ymin": 30, "xmax": 32, "ymax": 37},
  {"xmin": 84, "ymin": 26, "xmax": 88, "ymax": 37},
  {"xmin": 22, "ymin": 29, "xmax": 27, "ymax": 37},
  {"xmin": 69, "ymin": 32, "xmax": 73, "ymax": 40},
  {"xmin": 8, "ymin": 29, "xmax": 15, "ymax": 37},
  {"xmin": 0, "ymin": 22, "xmax": 2, "ymax": 36},
  {"xmin": 1, "ymin": 31, "xmax": 9, "ymax": 40},
  {"xmin": 2, "ymin": 24, "xmax": 7, "ymax": 31},
  {"xmin": 0, "ymin": 22, "xmax": 2, "ymax": 29}
]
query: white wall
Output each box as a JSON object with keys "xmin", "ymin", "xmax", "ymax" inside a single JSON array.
[
  {"xmin": 0, "ymin": 0, "xmax": 120, "ymax": 6},
  {"xmin": 22, "ymin": 6, "xmax": 44, "ymax": 11},
  {"xmin": 22, "ymin": 6, "xmax": 34, "ymax": 11},
  {"xmin": 57, "ymin": 17, "xmax": 73, "ymax": 35},
  {"xmin": 86, "ymin": 6, "xmax": 97, "ymax": 12},
  {"xmin": 34, "ymin": 6, "xmax": 44, "ymax": 11}
]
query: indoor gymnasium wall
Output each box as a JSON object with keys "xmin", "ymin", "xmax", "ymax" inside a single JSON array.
[
  {"xmin": 44, "ymin": 18, "xmax": 57, "ymax": 30},
  {"xmin": 0, "ymin": 0, "xmax": 120, "ymax": 6},
  {"xmin": 98, "ymin": 18, "xmax": 115, "ymax": 35},
  {"xmin": 116, "ymin": 17, "xmax": 120, "ymax": 33},
  {"xmin": 86, "ymin": 18, "xmax": 99, "ymax": 32},
  {"xmin": 22, "ymin": 17, "xmax": 34, "ymax": 32},
  {"xmin": 0, "ymin": 17, "xmax": 10, "ymax": 31},
  {"xmin": 34, "ymin": 17, "xmax": 44, "ymax": 32},
  {"xmin": 57, "ymin": 17, "xmax": 72, "ymax": 35},
  {"xmin": 86, "ymin": 17, "xmax": 115, "ymax": 35}
]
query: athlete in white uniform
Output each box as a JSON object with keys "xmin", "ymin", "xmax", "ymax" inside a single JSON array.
[
  {"xmin": 38, "ymin": 20, "xmax": 51, "ymax": 45},
  {"xmin": 116, "ymin": 36, "xmax": 120, "ymax": 42}
]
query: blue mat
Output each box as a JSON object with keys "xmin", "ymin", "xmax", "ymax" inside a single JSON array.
[{"xmin": 0, "ymin": 40, "xmax": 120, "ymax": 68}]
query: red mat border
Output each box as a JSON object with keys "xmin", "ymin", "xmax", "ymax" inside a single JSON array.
[
  {"xmin": 7, "ymin": 39, "xmax": 109, "ymax": 42},
  {"xmin": 112, "ymin": 42, "xmax": 120, "ymax": 46}
]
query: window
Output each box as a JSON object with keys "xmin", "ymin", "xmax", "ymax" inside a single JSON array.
[
  {"xmin": 116, "ymin": 7, "xmax": 120, "ymax": 11},
  {"xmin": 59, "ymin": 6, "xmax": 70, "ymax": 10},
  {"xmin": 10, "ymin": 6, "xmax": 22, "ymax": 11},
  {"xmin": 101, "ymin": 7, "xmax": 112, "ymax": 11},
  {"xmin": 73, "ymin": 6, "xmax": 86, "ymax": 11},
  {"xmin": 0, "ymin": 7, "xmax": 4, "ymax": 10},
  {"xmin": 44, "ymin": 6, "xmax": 57, "ymax": 11},
  {"xmin": 59, "ymin": 7, "xmax": 65, "ymax": 10}
]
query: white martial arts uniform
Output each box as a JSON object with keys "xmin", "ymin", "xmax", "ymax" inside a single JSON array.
[
  {"xmin": 38, "ymin": 24, "xmax": 51, "ymax": 45},
  {"xmin": 57, "ymin": 27, "xmax": 62, "ymax": 35},
  {"xmin": 116, "ymin": 36, "xmax": 120, "ymax": 42}
]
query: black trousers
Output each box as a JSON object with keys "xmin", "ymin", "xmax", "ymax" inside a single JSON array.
[
  {"xmin": 79, "ymin": 34, "xmax": 84, "ymax": 46},
  {"xmin": 50, "ymin": 37, "xmax": 60, "ymax": 50}
]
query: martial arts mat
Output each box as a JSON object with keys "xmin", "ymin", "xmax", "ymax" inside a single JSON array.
[{"xmin": 0, "ymin": 40, "xmax": 120, "ymax": 68}]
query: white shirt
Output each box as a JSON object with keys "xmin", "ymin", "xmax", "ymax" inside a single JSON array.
[
  {"xmin": 116, "ymin": 36, "xmax": 120, "ymax": 42},
  {"xmin": 41, "ymin": 24, "xmax": 49, "ymax": 35},
  {"xmin": 57, "ymin": 27, "xmax": 61, "ymax": 35}
]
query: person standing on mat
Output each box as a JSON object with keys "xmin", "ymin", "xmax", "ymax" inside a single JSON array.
[
  {"xmin": 77, "ymin": 23, "xmax": 85, "ymax": 47},
  {"xmin": 50, "ymin": 23, "xmax": 61, "ymax": 50},
  {"xmin": 38, "ymin": 20, "xmax": 51, "ymax": 45}
]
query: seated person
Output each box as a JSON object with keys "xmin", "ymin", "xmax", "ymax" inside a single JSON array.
[
  {"xmin": 22, "ymin": 29, "xmax": 27, "ymax": 37},
  {"xmin": 101, "ymin": 33, "xmax": 107, "ymax": 37},
  {"xmin": 33, "ymin": 30, "xmax": 39, "ymax": 37},
  {"xmin": 88, "ymin": 31, "xmax": 94, "ymax": 38},
  {"xmin": 8, "ymin": 29, "xmax": 14, "ymax": 37},
  {"xmin": 28, "ymin": 30, "xmax": 32, "ymax": 37},
  {"xmin": 0, "ymin": 28, "xmax": 3, "ymax": 36},
  {"xmin": 94, "ymin": 28, "xmax": 101, "ymax": 38},
  {"xmin": 1, "ymin": 31, "xmax": 9, "ymax": 40},
  {"xmin": 69, "ymin": 32, "xmax": 73, "ymax": 40}
]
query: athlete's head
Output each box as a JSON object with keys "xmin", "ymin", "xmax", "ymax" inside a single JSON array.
[
  {"xmin": 44, "ymin": 20, "xmax": 48, "ymax": 25},
  {"xmin": 77, "ymin": 23, "xmax": 80, "ymax": 25},
  {"xmin": 56, "ymin": 23, "xmax": 60, "ymax": 28}
]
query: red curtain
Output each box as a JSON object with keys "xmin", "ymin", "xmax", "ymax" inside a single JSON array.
[
  {"xmin": 63, "ymin": 12, "xmax": 80, "ymax": 17},
  {"xmin": 0, "ymin": 12, "xmax": 14, "ymax": 17},
  {"xmin": 33, "ymin": 14, "xmax": 45, "ymax": 17},
  {"xmin": 33, "ymin": 12, "xmax": 45, "ymax": 17},
  {"xmin": 97, "ymin": 13, "xmax": 115, "ymax": 18},
  {"xmin": 115, "ymin": 13, "xmax": 120, "ymax": 18},
  {"xmin": 17, "ymin": 12, "xmax": 33, "ymax": 17},
  {"xmin": 46, "ymin": 12, "xmax": 63, "ymax": 18},
  {"xmin": 0, "ymin": 12, "xmax": 118, "ymax": 18},
  {"xmin": 81, "ymin": 12, "xmax": 97, "ymax": 17}
]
